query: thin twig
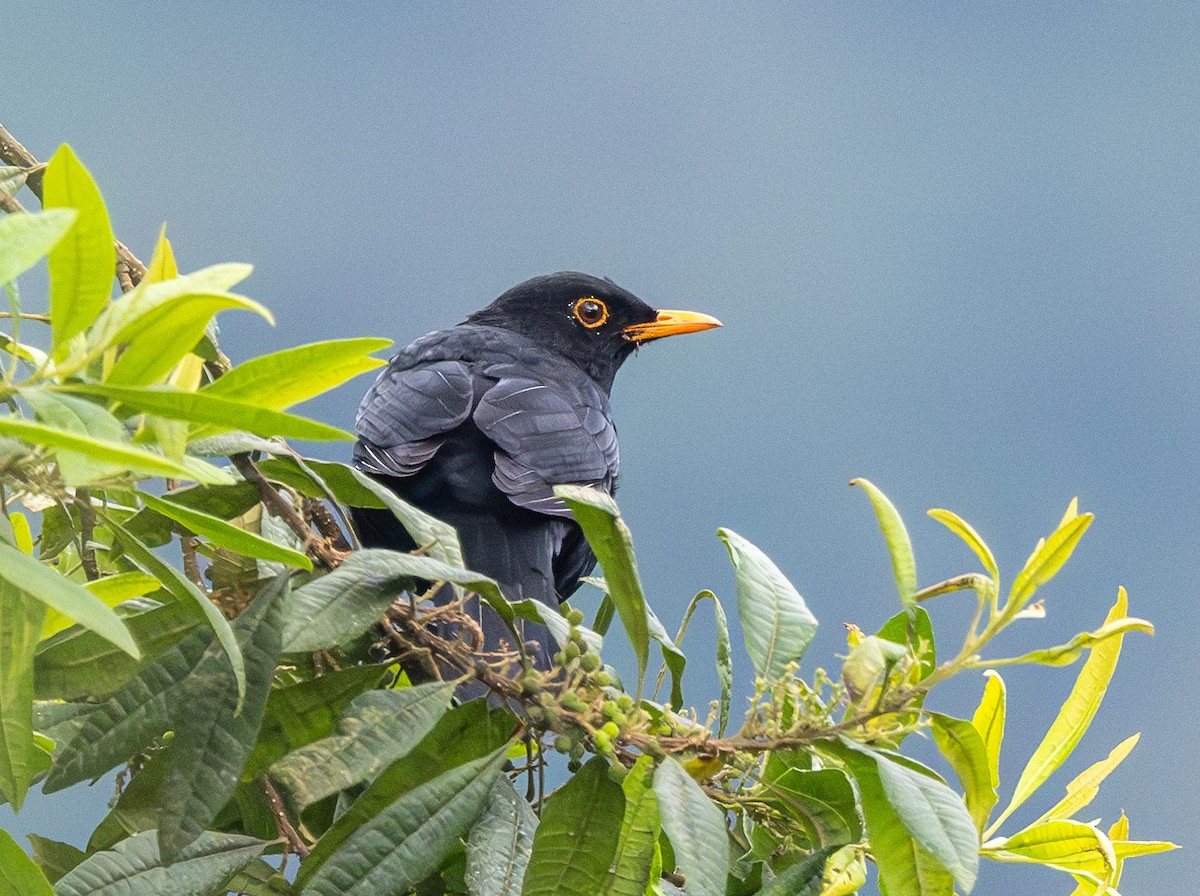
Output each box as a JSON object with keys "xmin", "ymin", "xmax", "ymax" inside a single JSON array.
[
  {"xmin": 230, "ymin": 453, "xmax": 342, "ymax": 569},
  {"xmin": 261, "ymin": 776, "xmax": 309, "ymax": 859},
  {"xmin": 75, "ymin": 489, "xmax": 100, "ymax": 581}
]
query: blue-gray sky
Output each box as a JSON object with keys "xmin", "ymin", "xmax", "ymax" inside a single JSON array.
[{"xmin": 4, "ymin": 4, "xmax": 1196, "ymax": 892}]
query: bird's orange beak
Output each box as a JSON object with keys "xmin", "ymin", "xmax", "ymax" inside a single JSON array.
[{"xmin": 623, "ymin": 309, "xmax": 723, "ymax": 343}]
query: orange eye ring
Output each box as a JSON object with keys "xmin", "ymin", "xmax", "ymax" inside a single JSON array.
[{"xmin": 572, "ymin": 297, "xmax": 609, "ymax": 329}]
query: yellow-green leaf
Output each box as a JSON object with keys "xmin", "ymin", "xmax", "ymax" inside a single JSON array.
[
  {"xmin": 1008, "ymin": 504, "xmax": 1093, "ymax": 611},
  {"xmin": 928, "ymin": 507, "xmax": 999, "ymax": 584},
  {"xmin": 987, "ymin": 589, "xmax": 1132, "ymax": 837},
  {"xmin": 984, "ymin": 819, "xmax": 1116, "ymax": 879},
  {"xmin": 43, "ymin": 145, "xmax": 115, "ymax": 354},
  {"xmin": 0, "ymin": 412, "xmax": 231, "ymax": 485},
  {"xmin": 139, "ymin": 490, "xmax": 313, "ymax": 571},
  {"xmin": 40, "ymin": 571, "xmax": 162, "ymax": 640},
  {"xmin": 1000, "ymin": 617, "xmax": 1154, "ymax": 667},
  {"xmin": 0, "ymin": 208, "xmax": 78, "ymax": 286},
  {"xmin": 930, "ymin": 712, "xmax": 997, "ymax": 836},
  {"xmin": 1033, "ymin": 734, "xmax": 1139, "ymax": 826},
  {"xmin": 145, "ymin": 224, "xmax": 178, "ymax": 284},
  {"xmin": 851, "ymin": 478, "xmax": 917, "ymax": 608},
  {"xmin": 971, "ymin": 670, "xmax": 1006, "ymax": 793}
]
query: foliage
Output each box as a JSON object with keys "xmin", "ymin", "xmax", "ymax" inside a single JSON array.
[{"xmin": 0, "ymin": 146, "xmax": 1178, "ymax": 896}]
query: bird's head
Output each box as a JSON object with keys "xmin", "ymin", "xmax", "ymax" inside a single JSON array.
[{"xmin": 466, "ymin": 272, "xmax": 721, "ymax": 391}]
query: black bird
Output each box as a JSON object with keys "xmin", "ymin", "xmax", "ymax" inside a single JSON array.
[{"xmin": 351, "ymin": 272, "xmax": 721, "ymax": 675}]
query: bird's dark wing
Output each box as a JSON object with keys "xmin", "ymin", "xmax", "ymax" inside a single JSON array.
[
  {"xmin": 354, "ymin": 359, "xmax": 475, "ymax": 477},
  {"xmin": 474, "ymin": 361, "xmax": 619, "ymax": 518}
]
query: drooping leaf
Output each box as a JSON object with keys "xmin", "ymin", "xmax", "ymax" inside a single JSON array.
[
  {"xmin": 281, "ymin": 548, "xmax": 506, "ymax": 651},
  {"xmin": 43, "ymin": 145, "xmax": 115, "ymax": 354},
  {"xmin": 466, "ymin": 776, "xmax": 539, "ymax": 896},
  {"xmin": 138, "ymin": 490, "xmax": 312, "ymax": 570},
  {"xmin": 350, "ymin": 468, "xmax": 463, "ymax": 565},
  {"xmin": 836, "ymin": 742, "xmax": 955, "ymax": 896},
  {"xmin": 996, "ymin": 616, "xmax": 1154, "ymax": 667},
  {"xmin": 61, "ymin": 383, "xmax": 353, "ymax": 441},
  {"xmin": 197, "ymin": 337, "xmax": 391, "ymax": 411},
  {"xmin": 522, "ymin": 756, "xmax": 627, "ymax": 896},
  {"xmin": 0, "ymin": 166, "xmax": 29, "ymax": 198},
  {"xmin": 653, "ymin": 757, "xmax": 729, "ymax": 896},
  {"xmin": 0, "ymin": 576, "xmax": 44, "ymax": 810},
  {"xmin": 645, "ymin": 603, "xmax": 686, "ymax": 709},
  {"xmin": 718, "ymin": 528, "xmax": 817, "ymax": 681},
  {"xmin": 927, "ymin": 507, "xmax": 998, "ymax": 584},
  {"xmin": 929, "ymin": 712, "xmax": 997, "ymax": 836},
  {"xmin": 103, "ymin": 515, "xmax": 245, "ymax": 705},
  {"xmin": 0, "ymin": 208, "xmax": 77, "ymax": 287},
  {"xmin": 158, "ymin": 575, "xmax": 287, "ymax": 860},
  {"xmin": 0, "ymin": 413, "xmax": 232, "ymax": 485},
  {"xmin": 851, "ymin": 478, "xmax": 917, "ymax": 609},
  {"xmin": 298, "ymin": 748, "xmax": 507, "ymax": 896},
  {"xmin": 989, "ymin": 589, "xmax": 1133, "ymax": 836},
  {"xmin": 0, "ymin": 828, "xmax": 55, "ymax": 896},
  {"xmin": 52, "ymin": 830, "xmax": 266, "ymax": 896},
  {"xmin": 269, "ymin": 679, "xmax": 457, "ymax": 813},
  {"xmin": 554, "ymin": 485, "xmax": 651, "ymax": 692},
  {"xmin": 0, "ymin": 541, "xmax": 137, "ymax": 659},
  {"xmin": 600, "ymin": 755, "xmax": 661, "ymax": 896}
]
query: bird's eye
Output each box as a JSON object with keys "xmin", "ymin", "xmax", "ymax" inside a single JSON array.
[{"xmin": 572, "ymin": 297, "xmax": 608, "ymax": 329}]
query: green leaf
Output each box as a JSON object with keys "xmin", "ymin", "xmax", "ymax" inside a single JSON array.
[
  {"xmin": 718, "ymin": 528, "xmax": 817, "ymax": 681},
  {"xmin": 653, "ymin": 757, "xmax": 729, "ymax": 896},
  {"xmin": 196, "ymin": 336, "xmax": 391, "ymax": 412},
  {"xmin": 36, "ymin": 599, "xmax": 196, "ymax": 702},
  {"xmin": 600, "ymin": 755, "xmax": 661, "ymax": 896},
  {"xmin": 466, "ymin": 776, "xmax": 539, "ymax": 896},
  {"xmin": 43, "ymin": 145, "xmax": 115, "ymax": 354},
  {"xmin": 158, "ymin": 575, "xmax": 287, "ymax": 860},
  {"xmin": 851, "ymin": 478, "xmax": 917, "ymax": 609},
  {"xmin": 1008, "ymin": 504, "xmax": 1093, "ymax": 612},
  {"xmin": 842, "ymin": 740, "xmax": 978, "ymax": 892},
  {"xmin": 281, "ymin": 548, "xmax": 506, "ymax": 651},
  {"xmin": 60, "ymin": 383, "xmax": 354, "ymax": 441},
  {"xmin": 0, "ymin": 208, "xmax": 77, "ymax": 287},
  {"xmin": 40, "ymin": 625, "xmax": 212, "ymax": 793},
  {"xmin": 23, "ymin": 390, "xmax": 136, "ymax": 484},
  {"xmin": 554, "ymin": 485, "xmax": 651, "ymax": 691},
  {"xmin": 0, "ymin": 828, "xmax": 55, "ymax": 896},
  {"xmin": 522, "ymin": 756, "xmax": 626, "ymax": 896},
  {"xmin": 0, "ymin": 411, "xmax": 232, "ymax": 486},
  {"xmin": 298, "ymin": 748, "xmax": 507, "ymax": 896},
  {"xmin": 269, "ymin": 679, "xmax": 457, "ymax": 813},
  {"xmin": 0, "ymin": 575, "xmax": 44, "ymax": 810},
  {"xmin": 929, "ymin": 712, "xmax": 997, "ymax": 836},
  {"xmin": 144, "ymin": 225, "xmax": 178, "ymax": 284},
  {"xmin": 53, "ymin": 830, "xmax": 266, "ymax": 896},
  {"xmin": 350, "ymin": 468, "xmax": 464, "ymax": 565},
  {"xmin": 40, "ymin": 571, "xmax": 161, "ymax": 640},
  {"xmin": 646, "ymin": 603, "xmax": 686, "ymax": 709},
  {"xmin": 758, "ymin": 767, "xmax": 861, "ymax": 849},
  {"xmin": 927, "ymin": 507, "xmax": 998, "ymax": 583},
  {"xmin": 103, "ymin": 515, "xmax": 245, "ymax": 705},
  {"xmin": 295, "ymin": 699, "xmax": 514, "ymax": 887},
  {"xmin": 1032, "ymin": 733, "xmax": 1139, "ymax": 827},
  {"xmin": 138, "ymin": 490, "xmax": 312, "ymax": 570},
  {"xmin": 26, "ymin": 835, "xmax": 86, "ymax": 884},
  {"xmin": 258, "ymin": 456, "xmax": 386, "ymax": 507},
  {"xmin": 988, "ymin": 589, "xmax": 1133, "ymax": 837},
  {"xmin": 0, "ymin": 541, "xmax": 137, "ymax": 659},
  {"xmin": 243, "ymin": 663, "xmax": 387, "ymax": 779},
  {"xmin": 755, "ymin": 845, "xmax": 840, "ymax": 896},
  {"xmin": 836, "ymin": 743, "xmax": 955, "ymax": 896}
]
